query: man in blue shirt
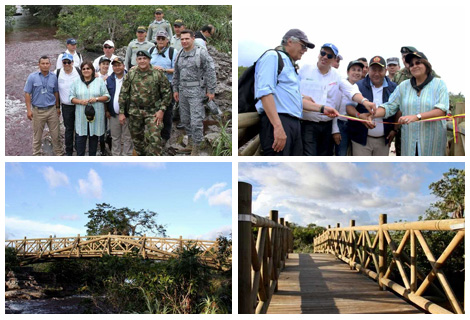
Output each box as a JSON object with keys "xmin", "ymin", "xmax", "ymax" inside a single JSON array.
[
  {"xmin": 254, "ymin": 29, "xmax": 339, "ymax": 156},
  {"xmin": 24, "ymin": 56, "xmax": 63, "ymax": 156}
]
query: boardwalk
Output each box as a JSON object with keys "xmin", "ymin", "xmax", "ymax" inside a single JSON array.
[{"xmin": 267, "ymin": 253, "xmax": 422, "ymax": 314}]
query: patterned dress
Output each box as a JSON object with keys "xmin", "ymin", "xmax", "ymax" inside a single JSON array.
[{"xmin": 382, "ymin": 78, "xmax": 449, "ymax": 156}]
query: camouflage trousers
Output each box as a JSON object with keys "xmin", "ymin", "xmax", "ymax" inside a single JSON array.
[
  {"xmin": 128, "ymin": 107, "xmax": 163, "ymax": 156},
  {"xmin": 179, "ymin": 88, "xmax": 205, "ymax": 145}
]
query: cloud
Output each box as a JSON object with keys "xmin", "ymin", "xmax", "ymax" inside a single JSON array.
[
  {"xmin": 41, "ymin": 166, "xmax": 69, "ymax": 188},
  {"xmin": 101, "ymin": 163, "xmax": 166, "ymax": 169},
  {"xmin": 194, "ymin": 182, "xmax": 231, "ymax": 207},
  {"xmin": 5, "ymin": 216, "xmax": 85, "ymax": 239},
  {"xmin": 77, "ymin": 169, "xmax": 103, "ymax": 199},
  {"xmin": 189, "ymin": 225, "xmax": 232, "ymax": 241},
  {"xmin": 6, "ymin": 163, "xmax": 24, "ymax": 177}
]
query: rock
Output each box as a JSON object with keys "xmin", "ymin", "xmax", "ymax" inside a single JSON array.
[{"xmin": 205, "ymin": 132, "xmax": 220, "ymax": 145}]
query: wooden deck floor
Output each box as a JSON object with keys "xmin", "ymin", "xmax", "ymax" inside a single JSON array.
[{"xmin": 267, "ymin": 253, "xmax": 422, "ymax": 314}]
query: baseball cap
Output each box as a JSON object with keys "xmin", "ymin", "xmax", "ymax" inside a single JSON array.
[
  {"xmin": 400, "ymin": 46, "xmax": 418, "ymax": 54},
  {"xmin": 136, "ymin": 50, "xmax": 151, "ymax": 59},
  {"xmin": 156, "ymin": 30, "xmax": 169, "ymax": 39},
  {"xmin": 66, "ymin": 38, "xmax": 77, "ymax": 45},
  {"xmin": 283, "ymin": 29, "xmax": 315, "ymax": 49},
  {"xmin": 99, "ymin": 56, "xmax": 112, "ymax": 64},
  {"xmin": 103, "ymin": 40, "xmax": 115, "ymax": 48},
  {"xmin": 137, "ymin": 26, "xmax": 147, "ymax": 33},
  {"xmin": 337, "ymin": 54, "xmax": 343, "ymax": 61},
  {"xmin": 155, "ymin": 8, "xmax": 163, "ymax": 14},
  {"xmin": 111, "ymin": 56, "xmax": 124, "ymax": 65},
  {"xmin": 386, "ymin": 57, "xmax": 400, "ymax": 66},
  {"xmin": 405, "ymin": 51, "xmax": 428, "ymax": 64},
  {"xmin": 62, "ymin": 53, "xmax": 74, "ymax": 61},
  {"xmin": 174, "ymin": 19, "xmax": 184, "ymax": 27},
  {"xmin": 347, "ymin": 60, "xmax": 365, "ymax": 71},
  {"xmin": 369, "ymin": 56, "xmax": 386, "ymax": 68},
  {"xmin": 321, "ymin": 43, "xmax": 339, "ymax": 56}
]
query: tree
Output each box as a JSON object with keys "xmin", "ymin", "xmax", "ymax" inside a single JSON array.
[{"xmin": 85, "ymin": 203, "xmax": 166, "ymax": 236}]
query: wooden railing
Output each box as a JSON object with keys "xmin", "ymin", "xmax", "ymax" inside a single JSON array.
[
  {"xmin": 238, "ymin": 112, "xmax": 260, "ymax": 156},
  {"xmin": 313, "ymin": 214, "xmax": 465, "ymax": 314},
  {"xmin": 448, "ymin": 101, "xmax": 465, "ymax": 156},
  {"xmin": 238, "ymin": 182, "xmax": 293, "ymax": 313},
  {"xmin": 5, "ymin": 234, "xmax": 228, "ymax": 267}
]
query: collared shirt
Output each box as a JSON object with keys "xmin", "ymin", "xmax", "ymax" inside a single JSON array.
[
  {"xmin": 125, "ymin": 39, "xmax": 154, "ymax": 69},
  {"xmin": 56, "ymin": 49, "xmax": 82, "ymax": 69},
  {"xmin": 150, "ymin": 46, "xmax": 178, "ymax": 82},
  {"xmin": 170, "ymin": 35, "xmax": 182, "ymax": 52},
  {"xmin": 113, "ymin": 76, "xmax": 124, "ymax": 114},
  {"xmin": 299, "ymin": 65, "xmax": 359, "ymax": 122},
  {"xmin": 55, "ymin": 67, "xmax": 80, "ymax": 105},
  {"xmin": 24, "ymin": 71, "xmax": 59, "ymax": 107},
  {"xmin": 368, "ymin": 79, "xmax": 387, "ymax": 137},
  {"xmin": 254, "ymin": 50, "xmax": 302, "ymax": 118},
  {"xmin": 332, "ymin": 78, "xmax": 358, "ymax": 134},
  {"xmin": 381, "ymin": 77, "xmax": 449, "ymax": 156}
]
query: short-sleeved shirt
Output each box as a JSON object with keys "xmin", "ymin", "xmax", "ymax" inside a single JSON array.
[
  {"xmin": 55, "ymin": 67, "xmax": 81, "ymax": 105},
  {"xmin": 150, "ymin": 46, "xmax": 178, "ymax": 82},
  {"xmin": 254, "ymin": 51, "xmax": 302, "ymax": 118},
  {"xmin": 56, "ymin": 50, "xmax": 82, "ymax": 69},
  {"xmin": 24, "ymin": 71, "xmax": 59, "ymax": 107}
]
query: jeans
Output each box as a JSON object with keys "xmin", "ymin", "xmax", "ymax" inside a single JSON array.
[
  {"xmin": 301, "ymin": 120, "xmax": 333, "ymax": 156},
  {"xmin": 61, "ymin": 104, "xmax": 76, "ymax": 155},
  {"xmin": 76, "ymin": 122, "xmax": 99, "ymax": 156},
  {"xmin": 334, "ymin": 119, "xmax": 350, "ymax": 156}
]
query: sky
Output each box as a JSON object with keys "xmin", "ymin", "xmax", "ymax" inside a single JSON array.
[
  {"xmin": 237, "ymin": 0, "xmax": 467, "ymax": 94},
  {"xmin": 5, "ymin": 162, "xmax": 232, "ymax": 241},
  {"xmin": 238, "ymin": 162, "xmax": 465, "ymax": 228}
]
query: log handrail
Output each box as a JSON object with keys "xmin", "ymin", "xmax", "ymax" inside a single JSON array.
[
  {"xmin": 238, "ymin": 112, "xmax": 261, "ymax": 156},
  {"xmin": 238, "ymin": 181, "xmax": 293, "ymax": 314},
  {"xmin": 313, "ymin": 214, "xmax": 465, "ymax": 314}
]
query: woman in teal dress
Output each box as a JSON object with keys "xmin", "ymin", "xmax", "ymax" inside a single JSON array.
[
  {"xmin": 373, "ymin": 52, "xmax": 449, "ymax": 156},
  {"xmin": 70, "ymin": 61, "xmax": 110, "ymax": 156}
]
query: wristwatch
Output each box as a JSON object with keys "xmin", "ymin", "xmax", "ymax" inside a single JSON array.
[
  {"xmin": 361, "ymin": 98, "xmax": 369, "ymax": 104},
  {"xmin": 416, "ymin": 113, "xmax": 422, "ymax": 121}
]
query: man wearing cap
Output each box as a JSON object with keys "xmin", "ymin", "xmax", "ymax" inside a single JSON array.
[
  {"xmin": 147, "ymin": 8, "xmax": 173, "ymax": 43},
  {"xmin": 332, "ymin": 54, "xmax": 342, "ymax": 69},
  {"xmin": 170, "ymin": 19, "xmax": 185, "ymax": 52},
  {"xmin": 254, "ymin": 30, "xmax": 339, "ymax": 156},
  {"xmin": 125, "ymin": 26, "xmax": 154, "ymax": 70},
  {"xmin": 347, "ymin": 56, "xmax": 398, "ymax": 156},
  {"xmin": 106, "ymin": 57, "xmax": 133, "ymax": 156},
  {"xmin": 357, "ymin": 57, "xmax": 369, "ymax": 79},
  {"xmin": 56, "ymin": 38, "xmax": 82, "ymax": 69},
  {"xmin": 54, "ymin": 53, "xmax": 81, "ymax": 156},
  {"xmin": 24, "ymin": 56, "xmax": 63, "ymax": 156},
  {"xmin": 172, "ymin": 30, "xmax": 217, "ymax": 156},
  {"xmin": 299, "ymin": 44, "xmax": 376, "ymax": 156},
  {"xmin": 118, "ymin": 50, "xmax": 172, "ymax": 156},
  {"xmin": 386, "ymin": 57, "xmax": 400, "ymax": 81},
  {"xmin": 93, "ymin": 40, "xmax": 117, "ymax": 76},
  {"xmin": 195, "ymin": 25, "xmax": 215, "ymax": 48}
]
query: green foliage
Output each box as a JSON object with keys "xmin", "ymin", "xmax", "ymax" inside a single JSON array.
[
  {"xmin": 214, "ymin": 234, "xmax": 232, "ymax": 271},
  {"xmin": 5, "ymin": 5, "xmax": 17, "ymax": 27},
  {"xmin": 291, "ymin": 223, "xmax": 326, "ymax": 253},
  {"xmin": 50, "ymin": 5, "xmax": 232, "ymax": 53},
  {"xmin": 238, "ymin": 66, "xmax": 248, "ymax": 79},
  {"xmin": 212, "ymin": 120, "xmax": 232, "ymax": 156},
  {"xmin": 22, "ymin": 5, "xmax": 63, "ymax": 25},
  {"xmin": 85, "ymin": 203, "xmax": 166, "ymax": 236},
  {"xmin": 5, "ymin": 247, "xmax": 20, "ymax": 273},
  {"xmin": 449, "ymin": 92, "xmax": 465, "ymax": 113}
]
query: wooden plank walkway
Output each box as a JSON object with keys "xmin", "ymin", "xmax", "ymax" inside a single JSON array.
[{"xmin": 267, "ymin": 253, "xmax": 423, "ymax": 314}]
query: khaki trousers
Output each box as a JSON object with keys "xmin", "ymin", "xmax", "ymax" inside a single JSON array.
[
  {"xmin": 109, "ymin": 115, "xmax": 134, "ymax": 156},
  {"xmin": 352, "ymin": 137, "xmax": 389, "ymax": 156},
  {"xmin": 32, "ymin": 106, "xmax": 63, "ymax": 156}
]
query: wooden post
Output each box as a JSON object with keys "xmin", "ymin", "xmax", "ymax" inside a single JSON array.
[
  {"xmin": 76, "ymin": 234, "xmax": 81, "ymax": 258},
  {"xmin": 410, "ymin": 230, "xmax": 417, "ymax": 293},
  {"xmin": 349, "ymin": 220, "xmax": 355, "ymax": 269},
  {"xmin": 238, "ymin": 182, "xmax": 253, "ymax": 314},
  {"xmin": 179, "ymin": 235, "xmax": 183, "ymax": 249},
  {"xmin": 378, "ymin": 214, "xmax": 387, "ymax": 290},
  {"xmin": 270, "ymin": 210, "xmax": 279, "ymax": 292},
  {"xmin": 280, "ymin": 218, "xmax": 286, "ymax": 268}
]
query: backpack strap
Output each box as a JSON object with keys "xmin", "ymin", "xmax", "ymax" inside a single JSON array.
[{"xmin": 149, "ymin": 46, "xmax": 156, "ymax": 55}]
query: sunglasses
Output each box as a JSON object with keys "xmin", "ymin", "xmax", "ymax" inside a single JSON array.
[
  {"xmin": 63, "ymin": 61, "xmax": 72, "ymax": 65},
  {"xmin": 320, "ymin": 51, "xmax": 335, "ymax": 59},
  {"xmin": 409, "ymin": 60, "xmax": 423, "ymax": 67},
  {"xmin": 299, "ymin": 42, "xmax": 308, "ymax": 51},
  {"xmin": 156, "ymin": 37, "xmax": 167, "ymax": 40},
  {"xmin": 104, "ymin": 46, "xmax": 113, "ymax": 49},
  {"xmin": 82, "ymin": 67, "xmax": 92, "ymax": 71}
]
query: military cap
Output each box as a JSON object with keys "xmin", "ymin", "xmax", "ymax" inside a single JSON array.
[
  {"xmin": 155, "ymin": 8, "xmax": 163, "ymax": 14},
  {"xmin": 174, "ymin": 19, "xmax": 184, "ymax": 27},
  {"xmin": 137, "ymin": 26, "xmax": 147, "ymax": 33},
  {"xmin": 386, "ymin": 57, "xmax": 400, "ymax": 66},
  {"xmin": 369, "ymin": 56, "xmax": 386, "ymax": 68},
  {"xmin": 400, "ymin": 46, "xmax": 418, "ymax": 54},
  {"xmin": 136, "ymin": 50, "xmax": 151, "ymax": 59},
  {"xmin": 405, "ymin": 51, "xmax": 428, "ymax": 64}
]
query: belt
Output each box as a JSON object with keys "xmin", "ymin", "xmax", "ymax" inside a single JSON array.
[
  {"xmin": 33, "ymin": 105, "xmax": 55, "ymax": 109},
  {"xmin": 180, "ymin": 80, "xmax": 204, "ymax": 87},
  {"xmin": 368, "ymin": 135, "xmax": 384, "ymax": 138},
  {"xmin": 301, "ymin": 119, "xmax": 332, "ymax": 124},
  {"xmin": 61, "ymin": 104, "xmax": 75, "ymax": 107}
]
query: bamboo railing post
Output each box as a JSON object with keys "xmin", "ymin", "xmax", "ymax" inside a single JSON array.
[
  {"xmin": 280, "ymin": 218, "xmax": 286, "ymax": 268},
  {"xmin": 378, "ymin": 214, "xmax": 387, "ymax": 290},
  {"xmin": 238, "ymin": 182, "xmax": 253, "ymax": 314},
  {"xmin": 270, "ymin": 210, "xmax": 280, "ymax": 292},
  {"xmin": 179, "ymin": 236, "xmax": 183, "ymax": 249},
  {"xmin": 76, "ymin": 234, "xmax": 81, "ymax": 258},
  {"xmin": 410, "ymin": 230, "xmax": 417, "ymax": 293},
  {"xmin": 48, "ymin": 235, "xmax": 52, "ymax": 256},
  {"xmin": 349, "ymin": 220, "xmax": 355, "ymax": 269},
  {"xmin": 336, "ymin": 223, "xmax": 341, "ymax": 256}
]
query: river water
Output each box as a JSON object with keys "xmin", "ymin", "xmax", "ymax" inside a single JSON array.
[{"xmin": 5, "ymin": 295, "xmax": 97, "ymax": 314}]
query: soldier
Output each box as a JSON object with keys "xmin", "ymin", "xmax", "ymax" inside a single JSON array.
[
  {"xmin": 146, "ymin": 8, "xmax": 173, "ymax": 43},
  {"xmin": 386, "ymin": 57, "xmax": 400, "ymax": 81},
  {"xmin": 125, "ymin": 26, "xmax": 154, "ymax": 70},
  {"xmin": 118, "ymin": 50, "xmax": 172, "ymax": 156},
  {"xmin": 172, "ymin": 30, "xmax": 217, "ymax": 156},
  {"xmin": 393, "ymin": 46, "xmax": 418, "ymax": 85},
  {"xmin": 170, "ymin": 19, "xmax": 185, "ymax": 52}
]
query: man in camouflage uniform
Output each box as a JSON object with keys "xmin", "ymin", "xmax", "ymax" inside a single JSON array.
[
  {"xmin": 125, "ymin": 26, "xmax": 154, "ymax": 70},
  {"xmin": 119, "ymin": 50, "xmax": 172, "ymax": 156},
  {"xmin": 172, "ymin": 30, "xmax": 217, "ymax": 156},
  {"xmin": 146, "ymin": 8, "xmax": 173, "ymax": 43}
]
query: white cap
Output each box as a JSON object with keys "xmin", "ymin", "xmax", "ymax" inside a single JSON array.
[{"xmin": 103, "ymin": 40, "xmax": 115, "ymax": 47}]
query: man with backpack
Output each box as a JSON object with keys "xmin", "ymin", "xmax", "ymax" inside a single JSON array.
[
  {"xmin": 252, "ymin": 29, "xmax": 339, "ymax": 156},
  {"xmin": 54, "ymin": 53, "xmax": 81, "ymax": 156},
  {"xmin": 173, "ymin": 30, "xmax": 216, "ymax": 156},
  {"xmin": 56, "ymin": 38, "xmax": 82, "ymax": 69}
]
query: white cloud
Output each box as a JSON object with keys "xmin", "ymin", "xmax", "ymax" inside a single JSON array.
[
  {"xmin": 101, "ymin": 163, "xmax": 166, "ymax": 169},
  {"xmin": 5, "ymin": 216, "xmax": 85, "ymax": 239},
  {"xmin": 189, "ymin": 225, "xmax": 232, "ymax": 241},
  {"xmin": 194, "ymin": 182, "xmax": 231, "ymax": 207},
  {"xmin": 77, "ymin": 169, "xmax": 103, "ymax": 199},
  {"xmin": 41, "ymin": 166, "xmax": 69, "ymax": 188}
]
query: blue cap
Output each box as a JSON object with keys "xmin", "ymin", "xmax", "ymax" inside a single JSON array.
[
  {"xmin": 321, "ymin": 43, "xmax": 338, "ymax": 56},
  {"xmin": 66, "ymin": 38, "xmax": 77, "ymax": 45},
  {"xmin": 62, "ymin": 53, "xmax": 74, "ymax": 61}
]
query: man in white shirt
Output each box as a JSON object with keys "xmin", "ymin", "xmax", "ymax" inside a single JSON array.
[
  {"xmin": 54, "ymin": 53, "xmax": 81, "ymax": 156},
  {"xmin": 93, "ymin": 40, "xmax": 117, "ymax": 76},
  {"xmin": 299, "ymin": 43, "xmax": 376, "ymax": 156},
  {"xmin": 56, "ymin": 38, "xmax": 82, "ymax": 69}
]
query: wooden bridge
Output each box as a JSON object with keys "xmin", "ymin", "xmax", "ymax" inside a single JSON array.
[
  {"xmin": 238, "ymin": 182, "xmax": 465, "ymax": 314},
  {"xmin": 5, "ymin": 234, "xmax": 228, "ymax": 267}
]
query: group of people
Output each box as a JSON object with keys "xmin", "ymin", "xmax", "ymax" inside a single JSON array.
[
  {"xmin": 24, "ymin": 8, "xmax": 217, "ymax": 156},
  {"xmin": 254, "ymin": 29, "xmax": 449, "ymax": 156}
]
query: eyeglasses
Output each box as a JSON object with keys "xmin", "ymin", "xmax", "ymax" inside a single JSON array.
[
  {"xmin": 156, "ymin": 37, "xmax": 166, "ymax": 41},
  {"xmin": 104, "ymin": 46, "xmax": 113, "ymax": 49},
  {"xmin": 82, "ymin": 67, "xmax": 91, "ymax": 71},
  {"xmin": 409, "ymin": 60, "xmax": 423, "ymax": 67},
  {"xmin": 63, "ymin": 61, "xmax": 72, "ymax": 65},
  {"xmin": 320, "ymin": 51, "xmax": 335, "ymax": 59},
  {"xmin": 299, "ymin": 42, "xmax": 308, "ymax": 51}
]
